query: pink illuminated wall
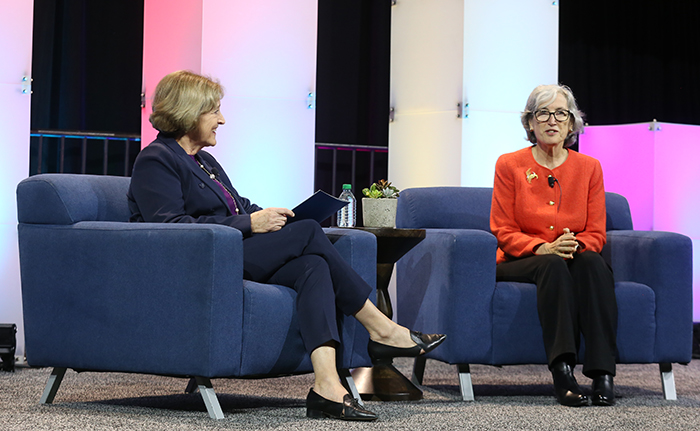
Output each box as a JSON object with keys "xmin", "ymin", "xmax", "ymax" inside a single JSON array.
[
  {"xmin": 141, "ymin": 0, "xmax": 204, "ymax": 147},
  {"xmin": 141, "ymin": 0, "xmax": 318, "ymax": 209},
  {"xmin": 201, "ymin": 0, "xmax": 318, "ymax": 209},
  {"xmin": 580, "ymin": 122, "xmax": 700, "ymax": 321},
  {"xmin": 579, "ymin": 123, "xmax": 655, "ymax": 231}
]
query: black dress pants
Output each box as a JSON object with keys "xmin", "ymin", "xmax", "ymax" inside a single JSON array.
[
  {"xmin": 496, "ymin": 251, "xmax": 618, "ymax": 377},
  {"xmin": 242, "ymin": 219, "xmax": 372, "ymax": 353}
]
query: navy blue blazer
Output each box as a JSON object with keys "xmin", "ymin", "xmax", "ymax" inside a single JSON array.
[{"xmin": 128, "ymin": 134, "xmax": 263, "ymax": 237}]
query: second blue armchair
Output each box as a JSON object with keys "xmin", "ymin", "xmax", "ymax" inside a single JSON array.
[{"xmin": 395, "ymin": 186, "xmax": 692, "ymax": 401}]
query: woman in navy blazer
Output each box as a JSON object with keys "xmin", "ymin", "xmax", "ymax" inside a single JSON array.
[{"xmin": 128, "ymin": 71, "xmax": 445, "ymax": 421}]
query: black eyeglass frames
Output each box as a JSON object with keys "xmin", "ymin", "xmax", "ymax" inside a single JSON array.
[{"xmin": 533, "ymin": 109, "xmax": 571, "ymax": 122}]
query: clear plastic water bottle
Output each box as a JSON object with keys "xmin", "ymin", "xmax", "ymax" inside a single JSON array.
[{"xmin": 337, "ymin": 184, "xmax": 356, "ymax": 227}]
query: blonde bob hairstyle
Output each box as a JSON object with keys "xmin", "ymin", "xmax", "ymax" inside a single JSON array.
[
  {"xmin": 149, "ymin": 70, "xmax": 224, "ymax": 139},
  {"xmin": 520, "ymin": 84, "xmax": 585, "ymax": 148}
]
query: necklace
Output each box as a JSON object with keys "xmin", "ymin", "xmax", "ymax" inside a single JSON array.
[{"xmin": 194, "ymin": 158, "xmax": 240, "ymax": 214}]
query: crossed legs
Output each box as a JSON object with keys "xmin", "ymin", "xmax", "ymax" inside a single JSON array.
[{"xmin": 243, "ymin": 220, "xmax": 417, "ymax": 403}]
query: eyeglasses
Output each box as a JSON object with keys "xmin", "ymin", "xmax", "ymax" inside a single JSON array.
[{"xmin": 533, "ymin": 109, "xmax": 571, "ymax": 123}]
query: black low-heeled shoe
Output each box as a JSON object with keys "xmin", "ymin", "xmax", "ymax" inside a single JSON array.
[
  {"xmin": 550, "ymin": 361, "xmax": 589, "ymax": 407},
  {"xmin": 591, "ymin": 374, "xmax": 615, "ymax": 406},
  {"xmin": 367, "ymin": 330, "xmax": 446, "ymax": 361},
  {"xmin": 306, "ymin": 389, "xmax": 378, "ymax": 421}
]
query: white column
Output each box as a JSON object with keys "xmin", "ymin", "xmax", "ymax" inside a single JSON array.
[
  {"xmin": 201, "ymin": 0, "xmax": 318, "ymax": 209},
  {"xmin": 389, "ymin": 0, "xmax": 559, "ymax": 189},
  {"xmin": 0, "ymin": 0, "xmax": 34, "ymax": 356}
]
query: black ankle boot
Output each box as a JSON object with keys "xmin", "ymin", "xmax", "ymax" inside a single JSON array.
[
  {"xmin": 550, "ymin": 361, "xmax": 589, "ymax": 407},
  {"xmin": 591, "ymin": 374, "xmax": 615, "ymax": 406}
]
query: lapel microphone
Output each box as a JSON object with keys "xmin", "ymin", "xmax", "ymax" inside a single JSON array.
[{"xmin": 548, "ymin": 175, "xmax": 557, "ymax": 188}]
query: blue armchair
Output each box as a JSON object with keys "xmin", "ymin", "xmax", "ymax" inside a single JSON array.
[
  {"xmin": 17, "ymin": 173, "xmax": 376, "ymax": 419},
  {"xmin": 395, "ymin": 186, "xmax": 692, "ymax": 401}
]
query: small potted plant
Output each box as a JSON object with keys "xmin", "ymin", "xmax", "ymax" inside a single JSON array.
[{"xmin": 361, "ymin": 179, "xmax": 400, "ymax": 228}]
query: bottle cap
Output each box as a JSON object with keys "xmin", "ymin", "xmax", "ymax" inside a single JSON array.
[{"xmin": 342, "ymin": 184, "xmax": 352, "ymax": 190}]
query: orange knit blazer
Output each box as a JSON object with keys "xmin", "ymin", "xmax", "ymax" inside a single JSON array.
[{"xmin": 490, "ymin": 146, "xmax": 607, "ymax": 264}]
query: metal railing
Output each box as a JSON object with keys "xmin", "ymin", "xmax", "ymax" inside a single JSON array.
[
  {"xmin": 30, "ymin": 130, "xmax": 141, "ymax": 177},
  {"xmin": 314, "ymin": 143, "xmax": 388, "ymax": 197}
]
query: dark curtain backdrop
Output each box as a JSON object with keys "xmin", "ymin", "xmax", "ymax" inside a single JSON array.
[
  {"xmin": 559, "ymin": 1, "xmax": 700, "ymax": 126},
  {"xmin": 315, "ymin": 0, "xmax": 391, "ymax": 147},
  {"xmin": 31, "ymin": 0, "xmax": 144, "ymax": 133}
]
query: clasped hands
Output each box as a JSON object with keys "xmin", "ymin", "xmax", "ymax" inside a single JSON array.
[
  {"xmin": 536, "ymin": 228, "xmax": 579, "ymax": 259},
  {"xmin": 250, "ymin": 207, "xmax": 295, "ymax": 233}
]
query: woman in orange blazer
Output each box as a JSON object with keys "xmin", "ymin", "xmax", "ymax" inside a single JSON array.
[{"xmin": 490, "ymin": 85, "xmax": 617, "ymax": 407}]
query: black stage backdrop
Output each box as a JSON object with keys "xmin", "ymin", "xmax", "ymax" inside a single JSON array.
[
  {"xmin": 29, "ymin": 2, "xmax": 699, "ymax": 137},
  {"xmin": 30, "ymin": 0, "xmax": 144, "ymax": 134},
  {"xmin": 558, "ymin": 1, "xmax": 700, "ymax": 126},
  {"xmin": 315, "ymin": 0, "xmax": 391, "ymax": 147}
]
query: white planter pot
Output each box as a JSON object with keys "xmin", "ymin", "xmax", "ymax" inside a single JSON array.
[{"xmin": 362, "ymin": 198, "xmax": 398, "ymax": 228}]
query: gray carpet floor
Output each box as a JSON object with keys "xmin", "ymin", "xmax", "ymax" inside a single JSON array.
[{"xmin": 2, "ymin": 358, "xmax": 700, "ymax": 430}]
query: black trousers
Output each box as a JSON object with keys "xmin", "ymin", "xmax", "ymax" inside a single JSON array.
[
  {"xmin": 242, "ymin": 219, "xmax": 372, "ymax": 353},
  {"xmin": 496, "ymin": 251, "xmax": 618, "ymax": 377}
]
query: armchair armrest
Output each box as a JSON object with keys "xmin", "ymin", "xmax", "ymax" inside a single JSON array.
[
  {"xmin": 19, "ymin": 222, "xmax": 245, "ymax": 377},
  {"xmin": 396, "ymin": 229, "xmax": 498, "ymax": 364},
  {"xmin": 323, "ymin": 228, "xmax": 377, "ymax": 290},
  {"xmin": 603, "ymin": 230, "xmax": 693, "ymax": 362}
]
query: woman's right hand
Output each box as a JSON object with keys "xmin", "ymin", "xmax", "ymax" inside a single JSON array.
[
  {"xmin": 536, "ymin": 228, "xmax": 579, "ymax": 259},
  {"xmin": 250, "ymin": 207, "xmax": 295, "ymax": 233}
]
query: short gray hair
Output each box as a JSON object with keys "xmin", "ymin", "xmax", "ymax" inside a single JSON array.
[{"xmin": 521, "ymin": 84, "xmax": 584, "ymax": 147}]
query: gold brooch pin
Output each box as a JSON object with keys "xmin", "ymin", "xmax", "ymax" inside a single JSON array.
[{"xmin": 526, "ymin": 168, "xmax": 538, "ymax": 184}]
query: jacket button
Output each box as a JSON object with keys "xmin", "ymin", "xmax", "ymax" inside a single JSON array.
[
  {"xmin": 549, "ymin": 201, "xmax": 555, "ymax": 205},
  {"xmin": 549, "ymin": 226, "xmax": 554, "ymax": 230}
]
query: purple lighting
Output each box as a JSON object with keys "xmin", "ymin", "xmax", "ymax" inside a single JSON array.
[{"xmin": 580, "ymin": 122, "xmax": 700, "ymax": 321}]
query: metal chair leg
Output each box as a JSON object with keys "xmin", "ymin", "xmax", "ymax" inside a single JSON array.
[
  {"xmin": 184, "ymin": 377, "xmax": 198, "ymax": 394},
  {"xmin": 659, "ymin": 363, "xmax": 677, "ymax": 400},
  {"xmin": 340, "ymin": 368, "xmax": 365, "ymax": 407},
  {"xmin": 458, "ymin": 364, "xmax": 474, "ymax": 401},
  {"xmin": 195, "ymin": 377, "xmax": 224, "ymax": 419},
  {"xmin": 40, "ymin": 367, "xmax": 67, "ymax": 404}
]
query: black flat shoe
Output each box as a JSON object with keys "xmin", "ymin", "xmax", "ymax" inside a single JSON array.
[
  {"xmin": 550, "ymin": 361, "xmax": 589, "ymax": 407},
  {"xmin": 591, "ymin": 374, "xmax": 615, "ymax": 406},
  {"xmin": 306, "ymin": 389, "xmax": 377, "ymax": 421},
  {"xmin": 367, "ymin": 330, "xmax": 446, "ymax": 361}
]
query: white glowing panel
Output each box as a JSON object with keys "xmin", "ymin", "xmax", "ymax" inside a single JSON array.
[
  {"xmin": 461, "ymin": 0, "xmax": 558, "ymax": 187},
  {"xmin": 390, "ymin": 0, "xmax": 465, "ymax": 113},
  {"xmin": 141, "ymin": 0, "xmax": 204, "ymax": 147},
  {"xmin": 463, "ymin": 0, "xmax": 559, "ymax": 113},
  {"xmin": 461, "ymin": 110, "xmax": 526, "ymax": 187},
  {"xmin": 201, "ymin": 0, "xmax": 317, "ymax": 209},
  {"xmin": 390, "ymin": 112, "xmax": 463, "ymax": 189},
  {"xmin": 390, "ymin": 0, "xmax": 558, "ymax": 190},
  {"xmin": 389, "ymin": 0, "xmax": 464, "ymax": 189},
  {"xmin": 0, "ymin": 0, "xmax": 34, "ymax": 357}
]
